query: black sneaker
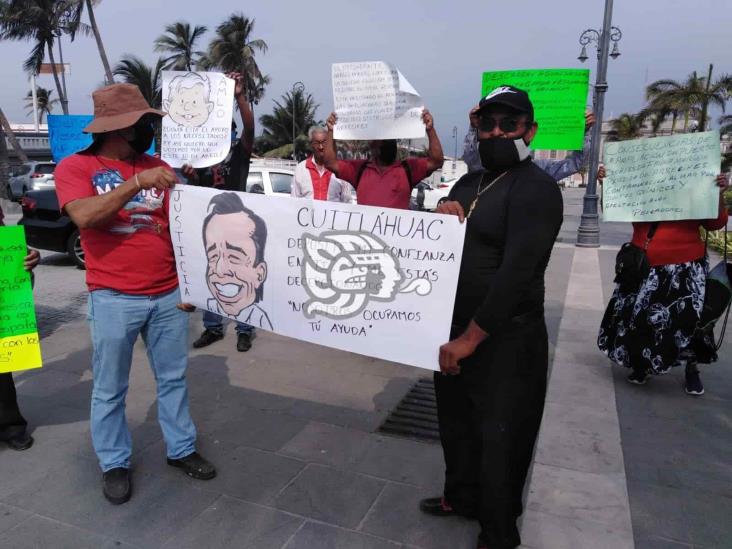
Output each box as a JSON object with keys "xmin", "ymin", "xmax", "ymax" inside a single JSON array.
[
  {"xmin": 6, "ymin": 432, "xmax": 34, "ymax": 451},
  {"xmin": 102, "ymin": 467, "xmax": 131, "ymax": 505},
  {"xmin": 236, "ymin": 332, "xmax": 254, "ymax": 352},
  {"xmin": 193, "ymin": 329, "xmax": 224, "ymax": 349},
  {"xmin": 167, "ymin": 452, "xmax": 216, "ymax": 480},
  {"xmin": 626, "ymin": 370, "xmax": 650, "ymax": 385},
  {"xmin": 684, "ymin": 369, "xmax": 704, "ymax": 396}
]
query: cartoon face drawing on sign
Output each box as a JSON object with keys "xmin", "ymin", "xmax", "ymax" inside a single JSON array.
[
  {"xmin": 301, "ymin": 231, "xmax": 432, "ymax": 319},
  {"xmin": 164, "ymin": 72, "xmax": 214, "ymax": 128},
  {"xmin": 202, "ymin": 192, "xmax": 273, "ymax": 330}
]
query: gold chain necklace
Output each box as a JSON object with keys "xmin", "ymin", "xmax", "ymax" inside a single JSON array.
[{"xmin": 467, "ymin": 170, "xmax": 508, "ymax": 219}]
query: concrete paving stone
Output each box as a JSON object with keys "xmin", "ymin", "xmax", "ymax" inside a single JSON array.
[
  {"xmin": 0, "ymin": 515, "xmax": 138, "ymax": 549},
  {"xmin": 4, "ymin": 457, "xmax": 220, "ymax": 548},
  {"xmin": 627, "ymin": 482, "xmax": 693, "ymax": 545},
  {"xmin": 351, "ymin": 434, "xmax": 444, "ymax": 490},
  {"xmin": 206, "ymin": 408, "xmax": 308, "ymax": 452},
  {"xmin": 544, "ymin": 361, "xmax": 617, "ymax": 413},
  {"xmin": 279, "ymin": 422, "xmax": 373, "ymax": 469},
  {"xmin": 0, "ymin": 427, "xmax": 85, "ymax": 500},
  {"xmin": 284, "ymin": 521, "xmax": 402, "ymax": 549},
  {"xmin": 359, "ymin": 482, "xmax": 479, "ymax": 549},
  {"xmin": 286, "ymin": 397, "xmax": 391, "ymax": 432},
  {"xmin": 525, "ymin": 463, "xmax": 631, "ymax": 530},
  {"xmin": 534, "ymin": 401, "xmax": 624, "ymax": 475},
  {"xmin": 624, "ymin": 460, "xmax": 732, "ymax": 499},
  {"xmin": 160, "ymin": 495, "xmax": 302, "ymax": 549},
  {"xmin": 11, "ymin": 368, "xmax": 82, "ymax": 401},
  {"xmin": 520, "ymin": 509, "xmax": 634, "ymax": 549},
  {"xmin": 633, "ymin": 536, "xmax": 693, "ymax": 549},
  {"xmin": 684, "ymin": 489, "xmax": 732, "ymax": 548},
  {"xmin": 274, "ymin": 464, "xmax": 384, "ymax": 529},
  {"xmin": 137, "ymin": 435, "xmax": 306, "ymax": 505},
  {"xmin": 0, "ymin": 503, "xmax": 32, "ymax": 536}
]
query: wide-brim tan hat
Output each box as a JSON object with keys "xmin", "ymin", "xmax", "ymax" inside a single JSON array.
[{"xmin": 83, "ymin": 83, "xmax": 166, "ymax": 134}]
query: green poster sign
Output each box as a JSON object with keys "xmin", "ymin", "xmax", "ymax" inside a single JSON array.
[
  {"xmin": 481, "ymin": 68, "xmax": 590, "ymax": 151},
  {"xmin": 0, "ymin": 226, "xmax": 42, "ymax": 373}
]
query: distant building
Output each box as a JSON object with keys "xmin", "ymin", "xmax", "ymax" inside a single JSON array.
[{"xmin": 3, "ymin": 123, "xmax": 51, "ymax": 163}]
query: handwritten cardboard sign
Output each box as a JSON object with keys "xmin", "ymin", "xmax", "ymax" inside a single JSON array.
[
  {"xmin": 481, "ymin": 68, "xmax": 589, "ymax": 150},
  {"xmin": 47, "ymin": 114, "xmax": 154, "ymax": 161},
  {"xmin": 161, "ymin": 71, "xmax": 235, "ymax": 168},
  {"xmin": 47, "ymin": 115, "xmax": 94, "ymax": 162},
  {"xmin": 170, "ymin": 186, "xmax": 465, "ymax": 370},
  {"xmin": 332, "ymin": 61, "xmax": 425, "ymax": 140},
  {"xmin": 602, "ymin": 131, "xmax": 721, "ymax": 222},
  {"xmin": 0, "ymin": 226, "xmax": 42, "ymax": 374}
]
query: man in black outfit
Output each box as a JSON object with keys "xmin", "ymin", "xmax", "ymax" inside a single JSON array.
[{"xmin": 420, "ymin": 86, "xmax": 563, "ymax": 549}]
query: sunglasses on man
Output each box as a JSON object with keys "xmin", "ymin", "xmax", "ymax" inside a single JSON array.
[{"xmin": 478, "ymin": 115, "xmax": 528, "ymax": 133}]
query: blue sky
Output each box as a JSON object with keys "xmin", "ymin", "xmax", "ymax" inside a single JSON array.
[{"xmin": 1, "ymin": 0, "xmax": 730, "ymax": 149}]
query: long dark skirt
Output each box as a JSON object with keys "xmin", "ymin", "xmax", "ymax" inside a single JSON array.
[{"xmin": 598, "ymin": 257, "xmax": 717, "ymax": 374}]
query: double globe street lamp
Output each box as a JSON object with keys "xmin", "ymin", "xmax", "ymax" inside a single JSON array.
[{"xmin": 575, "ymin": 0, "xmax": 622, "ymax": 248}]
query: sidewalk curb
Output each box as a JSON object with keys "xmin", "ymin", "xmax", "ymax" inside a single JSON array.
[{"xmin": 520, "ymin": 247, "xmax": 634, "ymax": 549}]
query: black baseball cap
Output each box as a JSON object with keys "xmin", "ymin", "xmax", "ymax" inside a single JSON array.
[{"xmin": 477, "ymin": 85, "xmax": 534, "ymax": 120}]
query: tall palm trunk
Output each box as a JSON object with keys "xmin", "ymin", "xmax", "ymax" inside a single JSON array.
[
  {"xmin": 698, "ymin": 64, "xmax": 714, "ymax": 132},
  {"xmin": 671, "ymin": 112, "xmax": 677, "ymax": 134},
  {"xmin": 0, "ymin": 107, "xmax": 29, "ymax": 164},
  {"xmin": 46, "ymin": 42, "xmax": 69, "ymax": 115},
  {"xmin": 86, "ymin": 0, "xmax": 114, "ymax": 84}
]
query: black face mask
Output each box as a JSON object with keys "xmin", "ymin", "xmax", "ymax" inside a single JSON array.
[
  {"xmin": 128, "ymin": 122, "xmax": 155, "ymax": 154},
  {"xmin": 378, "ymin": 140, "xmax": 398, "ymax": 164},
  {"xmin": 478, "ymin": 135, "xmax": 531, "ymax": 170}
]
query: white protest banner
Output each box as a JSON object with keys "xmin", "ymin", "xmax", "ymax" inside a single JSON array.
[
  {"xmin": 602, "ymin": 130, "xmax": 721, "ymax": 222},
  {"xmin": 161, "ymin": 71, "xmax": 235, "ymax": 168},
  {"xmin": 170, "ymin": 186, "xmax": 465, "ymax": 370},
  {"xmin": 332, "ymin": 61, "xmax": 425, "ymax": 140}
]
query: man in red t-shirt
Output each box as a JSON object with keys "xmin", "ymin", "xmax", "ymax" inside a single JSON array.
[
  {"xmin": 54, "ymin": 83, "xmax": 215, "ymax": 505},
  {"xmin": 322, "ymin": 109, "xmax": 444, "ymax": 210}
]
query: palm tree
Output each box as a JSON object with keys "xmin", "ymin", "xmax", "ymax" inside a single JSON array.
[
  {"xmin": 113, "ymin": 55, "xmax": 164, "ymax": 109},
  {"xmin": 66, "ymin": 0, "xmax": 113, "ymax": 84},
  {"xmin": 607, "ymin": 113, "xmax": 645, "ymax": 141},
  {"xmin": 646, "ymin": 65, "xmax": 732, "ymax": 133},
  {"xmin": 114, "ymin": 55, "xmax": 165, "ymax": 152},
  {"xmin": 257, "ymin": 87, "xmax": 319, "ymax": 158},
  {"xmin": 719, "ymin": 114, "xmax": 732, "ymax": 137},
  {"xmin": 24, "ymin": 86, "xmax": 59, "ymax": 123},
  {"xmin": 203, "ymin": 14, "xmax": 268, "ymax": 107},
  {"xmin": 154, "ymin": 21, "xmax": 207, "ymax": 71}
]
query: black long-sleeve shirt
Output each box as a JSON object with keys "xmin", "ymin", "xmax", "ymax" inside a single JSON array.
[{"xmin": 448, "ymin": 160, "xmax": 563, "ymax": 334}]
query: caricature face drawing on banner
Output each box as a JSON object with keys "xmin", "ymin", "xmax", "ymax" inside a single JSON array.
[
  {"xmin": 170, "ymin": 185, "xmax": 467, "ymax": 370},
  {"xmin": 301, "ymin": 232, "xmax": 432, "ymax": 319},
  {"xmin": 164, "ymin": 72, "xmax": 214, "ymax": 128},
  {"xmin": 202, "ymin": 192, "xmax": 273, "ymax": 330}
]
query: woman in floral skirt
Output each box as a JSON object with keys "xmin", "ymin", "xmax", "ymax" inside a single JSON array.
[{"xmin": 598, "ymin": 173, "xmax": 729, "ymax": 396}]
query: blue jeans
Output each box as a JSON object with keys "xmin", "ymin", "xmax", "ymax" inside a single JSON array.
[
  {"xmin": 88, "ymin": 288, "xmax": 196, "ymax": 472},
  {"xmin": 202, "ymin": 310, "xmax": 253, "ymax": 335}
]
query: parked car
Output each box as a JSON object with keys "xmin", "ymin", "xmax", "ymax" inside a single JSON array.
[
  {"xmin": 245, "ymin": 167, "xmax": 294, "ymax": 196},
  {"xmin": 8, "ymin": 161, "xmax": 56, "ymax": 201},
  {"xmin": 19, "ymin": 188, "xmax": 84, "ymax": 268},
  {"xmin": 410, "ymin": 178, "xmax": 457, "ymax": 211}
]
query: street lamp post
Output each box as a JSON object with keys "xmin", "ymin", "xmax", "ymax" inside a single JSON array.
[
  {"xmin": 452, "ymin": 126, "xmax": 458, "ymax": 171},
  {"xmin": 291, "ymin": 81, "xmax": 304, "ymax": 161},
  {"xmin": 575, "ymin": 0, "xmax": 622, "ymax": 247}
]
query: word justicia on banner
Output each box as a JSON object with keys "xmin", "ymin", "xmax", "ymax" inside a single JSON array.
[{"xmin": 169, "ymin": 186, "xmax": 465, "ymax": 370}]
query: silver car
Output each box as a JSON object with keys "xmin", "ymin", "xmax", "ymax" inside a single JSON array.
[{"xmin": 8, "ymin": 161, "xmax": 56, "ymax": 201}]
